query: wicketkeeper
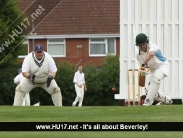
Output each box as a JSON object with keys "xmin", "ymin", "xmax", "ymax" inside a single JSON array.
[
  {"xmin": 13, "ymin": 44, "xmax": 62, "ymax": 106},
  {"xmin": 135, "ymin": 33, "xmax": 173, "ymax": 106}
]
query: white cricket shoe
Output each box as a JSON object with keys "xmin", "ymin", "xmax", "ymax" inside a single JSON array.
[
  {"xmin": 72, "ymin": 102, "xmax": 76, "ymax": 106},
  {"xmin": 156, "ymin": 99, "xmax": 173, "ymax": 105},
  {"xmin": 142, "ymin": 103, "xmax": 152, "ymax": 106},
  {"xmin": 143, "ymin": 98, "xmax": 152, "ymax": 106},
  {"xmin": 156, "ymin": 102, "xmax": 163, "ymax": 105},
  {"xmin": 169, "ymin": 99, "xmax": 173, "ymax": 104}
]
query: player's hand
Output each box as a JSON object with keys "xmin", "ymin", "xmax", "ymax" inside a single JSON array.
[
  {"xmin": 28, "ymin": 74, "xmax": 35, "ymax": 81},
  {"xmin": 28, "ymin": 74, "xmax": 35, "ymax": 85},
  {"xmin": 140, "ymin": 64, "xmax": 145, "ymax": 70}
]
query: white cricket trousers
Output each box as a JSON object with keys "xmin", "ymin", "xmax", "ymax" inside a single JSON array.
[
  {"xmin": 13, "ymin": 77, "xmax": 62, "ymax": 106},
  {"xmin": 73, "ymin": 84, "xmax": 84, "ymax": 107},
  {"xmin": 21, "ymin": 93, "xmax": 30, "ymax": 106}
]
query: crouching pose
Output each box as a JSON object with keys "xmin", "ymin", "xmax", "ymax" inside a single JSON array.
[
  {"xmin": 144, "ymin": 73, "xmax": 172, "ymax": 105},
  {"xmin": 135, "ymin": 33, "xmax": 172, "ymax": 106},
  {"xmin": 13, "ymin": 44, "xmax": 62, "ymax": 106}
]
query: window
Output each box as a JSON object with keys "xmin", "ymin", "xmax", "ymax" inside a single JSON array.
[
  {"xmin": 18, "ymin": 39, "xmax": 29, "ymax": 58},
  {"xmin": 89, "ymin": 38, "xmax": 116, "ymax": 56},
  {"xmin": 47, "ymin": 39, "xmax": 65, "ymax": 57}
]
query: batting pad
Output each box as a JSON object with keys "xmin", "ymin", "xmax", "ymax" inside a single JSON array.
[
  {"xmin": 143, "ymin": 69, "xmax": 165, "ymax": 105},
  {"xmin": 51, "ymin": 88, "xmax": 62, "ymax": 106},
  {"xmin": 144, "ymin": 80, "xmax": 160, "ymax": 105}
]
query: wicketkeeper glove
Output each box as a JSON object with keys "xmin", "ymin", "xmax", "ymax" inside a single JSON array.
[
  {"xmin": 28, "ymin": 74, "xmax": 35, "ymax": 84},
  {"xmin": 46, "ymin": 75, "xmax": 53, "ymax": 87}
]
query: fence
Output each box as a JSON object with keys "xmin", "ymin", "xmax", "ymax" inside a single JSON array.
[{"xmin": 115, "ymin": 0, "xmax": 183, "ymax": 101}]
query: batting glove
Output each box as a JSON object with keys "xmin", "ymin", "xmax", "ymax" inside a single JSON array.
[{"xmin": 140, "ymin": 64, "xmax": 146, "ymax": 70}]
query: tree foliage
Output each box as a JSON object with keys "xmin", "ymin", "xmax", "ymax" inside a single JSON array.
[
  {"xmin": 0, "ymin": 0, "xmax": 25, "ymax": 63},
  {"xmin": 0, "ymin": 63, "xmax": 22, "ymax": 105},
  {"xmin": 56, "ymin": 61, "xmax": 76, "ymax": 106}
]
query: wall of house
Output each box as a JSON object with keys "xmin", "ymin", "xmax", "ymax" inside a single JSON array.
[{"xmin": 25, "ymin": 38, "xmax": 120, "ymax": 67}]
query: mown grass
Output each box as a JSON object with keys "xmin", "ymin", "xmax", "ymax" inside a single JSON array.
[{"xmin": 0, "ymin": 105, "xmax": 183, "ymax": 137}]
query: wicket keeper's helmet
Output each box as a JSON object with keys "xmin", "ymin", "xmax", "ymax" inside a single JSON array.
[{"xmin": 135, "ymin": 33, "xmax": 148, "ymax": 46}]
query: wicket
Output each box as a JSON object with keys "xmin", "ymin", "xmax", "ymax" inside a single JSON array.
[{"xmin": 127, "ymin": 69, "xmax": 141, "ymax": 106}]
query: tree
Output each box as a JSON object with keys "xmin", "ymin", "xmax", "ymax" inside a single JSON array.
[
  {"xmin": 0, "ymin": 0, "xmax": 26, "ymax": 63},
  {"xmin": 97, "ymin": 54, "xmax": 120, "ymax": 105}
]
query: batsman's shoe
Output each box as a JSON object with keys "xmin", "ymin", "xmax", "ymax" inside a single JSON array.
[
  {"xmin": 169, "ymin": 99, "xmax": 173, "ymax": 104},
  {"xmin": 165, "ymin": 99, "xmax": 173, "ymax": 105},
  {"xmin": 165, "ymin": 96, "xmax": 173, "ymax": 104},
  {"xmin": 156, "ymin": 102, "xmax": 163, "ymax": 105},
  {"xmin": 143, "ymin": 103, "xmax": 152, "ymax": 106},
  {"xmin": 142, "ymin": 98, "xmax": 152, "ymax": 106}
]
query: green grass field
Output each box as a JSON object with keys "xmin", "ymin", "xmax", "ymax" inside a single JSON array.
[{"xmin": 0, "ymin": 105, "xmax": 183, "ymax": 138}]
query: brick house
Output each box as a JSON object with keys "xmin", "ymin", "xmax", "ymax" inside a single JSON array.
[{"xmin": 18, "ymin": 0, "xmax": 120, "ymax": 67}]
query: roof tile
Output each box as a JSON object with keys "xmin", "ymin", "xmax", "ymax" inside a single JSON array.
[{"xmin": 19, "ymin": 0, "xmax": 119, "ymax": 35}]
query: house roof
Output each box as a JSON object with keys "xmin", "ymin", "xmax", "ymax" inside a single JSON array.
[{"xmin": 18, "ymin": 0, "xmax": 119, "ymax": 35}]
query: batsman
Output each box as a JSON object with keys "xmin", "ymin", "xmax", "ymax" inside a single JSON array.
[
  {"xmin": 135, "ymin": 33, "xmax": 173, "ymax": 106},
  {"xmin": 13, "ymin": 44, "xmax": 62, "ymax": 106}
]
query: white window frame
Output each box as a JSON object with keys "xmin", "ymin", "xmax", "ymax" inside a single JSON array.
[
  {"xmin": 47, "ymin": 39, "xmax": 66, "ymax": 57},
  {"xmin": 89, "ymin": 38, "xmax": 116, "ymax": 57},
  {"xmin": 18, "ymin": 39, "xmax": 29, "ymax": 58}
]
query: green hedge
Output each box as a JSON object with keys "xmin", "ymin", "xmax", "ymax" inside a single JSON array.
[{"xmin": 0, "ymin": 63, "xmax": 21, "ymax": 105}]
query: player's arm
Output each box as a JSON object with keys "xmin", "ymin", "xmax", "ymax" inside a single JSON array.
[
  {"xmin": 74, "ymin": 79, "xmax": 82, "ymax": 87},
  {"xmin": 84, "ymin": 83, "xmax": 87, "ymax": 91},
  {"xmin": 142, "ymin": 51, "xmax": 155, "ymax": 65},
  {"xmin": 21, "ymin": 55, "xmax": 35, "ymax": 84},
  {"xmin": 50, "ymin": 72, "xmax": 56, "ymax": 78},
  {"xmin": 46, "ymin": 55, "xmax": 57, "ymax": 87},
  {"xmin": 21, "ymin": 56, "xmax": 32, "ymax": 79},
  {"xmin": 73, "ymin": 73, "xmax": 82, "ymax": 87},
  {"xmin": 83, "ymin": 74, "xmax": 87, "ymax": 90},
  {"xmin": 48, "ymin": 55, "xmax": 57, "ymax": 78},
  {"xmin": 22, "ymin": 72, "xmax": 30, "ymax": 78},
  {"xmin": 139, "ymin": 51, "xmax": 154, "ymax": 70},
  {"xmin": 74, "ymin": 82, "xmax": 78, "ymax": 86}
]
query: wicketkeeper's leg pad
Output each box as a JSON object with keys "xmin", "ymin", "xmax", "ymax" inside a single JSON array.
[
  {"xmin": 50, "ymin": 87, "xmax": 62, "ymax": 106},
  {"xmin": 13, "ymin": 85, "xmax": 25, "ymax": 106}
]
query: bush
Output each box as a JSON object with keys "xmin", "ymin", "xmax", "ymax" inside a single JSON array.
[
  {"xmin": 56, "ymin": 61, "xmax": 76, "ymax": 106},
  {"xmin": 0, "ymin": 63, "xmax": 22, "ymax": 105}
]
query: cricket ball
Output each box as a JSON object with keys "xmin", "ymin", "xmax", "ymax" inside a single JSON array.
[{"xmin": 112, "ymin": 87, "xmax": 116, "ymax": 92}]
